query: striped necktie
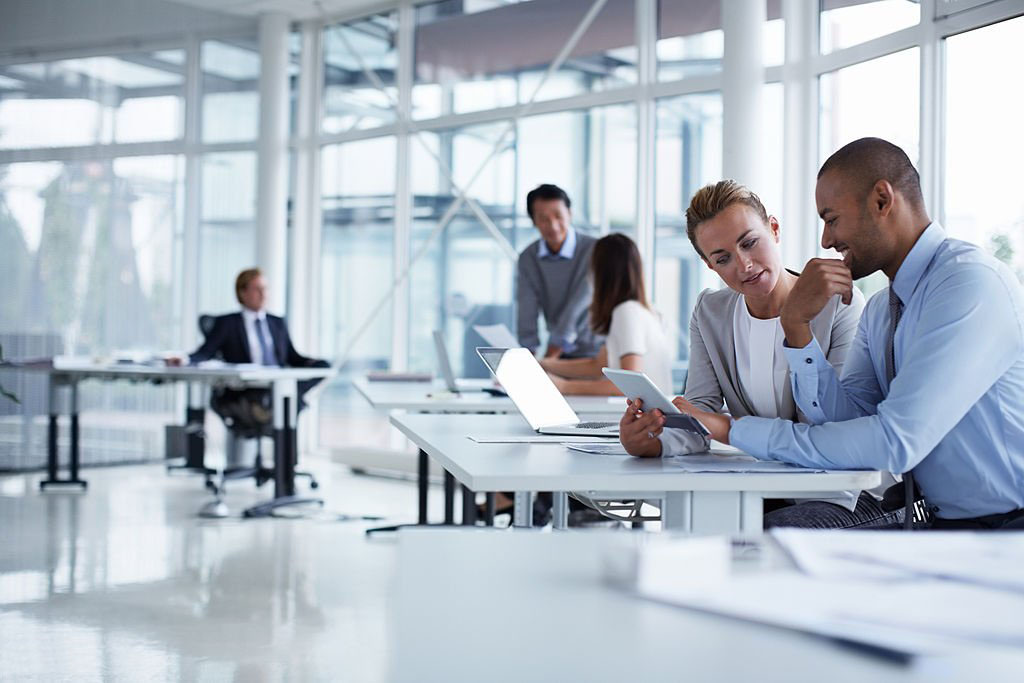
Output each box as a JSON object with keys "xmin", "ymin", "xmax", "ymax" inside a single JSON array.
[
  {"xmin": 886, "ymin": 286, "xmax": 914, "ymax": 529},
  {"xmin": 254, "ymin": 317, "xmax": 276, "ymax": 366}
]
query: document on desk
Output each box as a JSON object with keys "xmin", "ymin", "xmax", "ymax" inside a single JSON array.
[
  {"xmin": 467, "ymin": 435, "xmax": 609, "ymax": 444},
  {"xmin": 565, "ymin": 442, "xmax": 630, "ymax": 455},
  {"xmin": 472, "ymin": 324, "xmax": 520, "ymax": 348},
  {"xmin": 772, "ymin": 529, "xmax": 1024, "ymax": 594},
  {"xmin": 665, "ymin": 454, "xmax": 826, "ymax": 473},
  {"xmin": 632, "ymin": 537, "xmax": 1024, "ymax": 657}
]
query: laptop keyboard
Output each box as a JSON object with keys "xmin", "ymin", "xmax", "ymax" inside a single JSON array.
[{"xmin": 575, "ymin": 421, "xmax": 616, "ymax": 429}]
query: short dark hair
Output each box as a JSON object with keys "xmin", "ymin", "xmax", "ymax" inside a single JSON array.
[
  {"xmin": 235, "ymin": 267, "xmax": 262, "ymax": 304},
  {"xmin": 817, "ymin": 137, "xmax": 925, "ymax": 210},
  {"xmin": 526, "ymin": 184, "xmax": 571, "ymax": 220},
  {"xmin": 589, "ymin": 233, "xmax": 648, "ymax": 336}
]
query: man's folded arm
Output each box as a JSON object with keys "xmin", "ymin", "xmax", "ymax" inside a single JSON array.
[{"xmin": 735, "ymin": 265, "xmax": 1022, "ymax": 473}]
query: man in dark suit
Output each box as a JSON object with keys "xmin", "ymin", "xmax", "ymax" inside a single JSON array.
[{"xmin": 183, "ymin": 268, "xmax": 329, "ymax": 427}]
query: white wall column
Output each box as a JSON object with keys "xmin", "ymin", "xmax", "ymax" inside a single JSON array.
[
  {"xmin": 256, "ymin": 12, "xmax": 290, "ymax": 314},
  {"xmin": 635, "ymin": 0, "xmax": 657, "ymax": 291},
  {"xmin": 721, "ymin": 0, "xmax": 766, "ymax": 190},
  {"xmin": 782, "ymin": 0, "xmax": 820, "ymax": 268}
]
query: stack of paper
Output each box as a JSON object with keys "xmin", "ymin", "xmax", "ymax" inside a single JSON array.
[{"xmin": 632, "ymin": 531, "xmax": 1024, "ymax": 658}]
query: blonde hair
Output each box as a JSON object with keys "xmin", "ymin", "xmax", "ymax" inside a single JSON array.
[
  {"xmin": 685, "ymin": 180, "xmax": 769, "ymax": 259},
  {"xmin": 235, "ymin": 268, "xmax": 263, "ymax": 304}
]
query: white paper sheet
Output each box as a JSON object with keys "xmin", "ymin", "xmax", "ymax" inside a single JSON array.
[
  {"xmin": 772, "ymin": 529, "xmax": 1024, "ymax": 594},
  {"xmin": 665, "ymin": 454, "xmax": 826, "ymax": 473},
  {"xmin": 634, "ymin": 535, "xmax": 1024, "ymax": 656},
  {"xmin": 467, "ymin": 435, "xmax": 609, "ymax": 444},
  {"xmin": 565, "ymin": 442, "xmax": 631, "ymax": 455},
  {"xmin": 472, "ymin": 324, "xmax": 520, "ymax": 348}
]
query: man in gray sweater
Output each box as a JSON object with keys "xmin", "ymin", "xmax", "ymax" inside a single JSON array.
[{"xmin": 516, "ymin": 184, "xmax": 602, "ymax": 359}]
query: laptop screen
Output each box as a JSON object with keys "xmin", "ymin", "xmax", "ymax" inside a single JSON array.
[
  {"xmin": 432, "ymin": 330, "xmax": 458, "ymax": 392},
  {"xmin": 476, "ymin": 347, "xmax": 579, "ymax": 430}
]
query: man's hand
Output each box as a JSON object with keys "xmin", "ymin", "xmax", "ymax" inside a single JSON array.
[
  {"xmin": 543, "ymin": 344, "xmax": 563, "ymax": 359},
  {"xmin": 781, "ymin": 258, "xmax": 853, "ymax": 348},
  {"xmin": 619, "ymin": 399, "xmax": 664, "ymax": 457},
  {"xmin": 546, "ymin": 371, "xmax": 568, "ymax": 393},
  {"xmin": 671, "ymin": 396, "xmax": 733, "ymax": 444}
]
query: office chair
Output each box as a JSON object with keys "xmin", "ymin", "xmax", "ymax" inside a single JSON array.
[{"xmin": 197, "ymin": 314, "xmax": 319, "ymax": 497}]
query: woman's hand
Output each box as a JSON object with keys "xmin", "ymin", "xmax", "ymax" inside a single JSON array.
[
  {"xmin": 671, "ymin": 396, "xmax": 733, "ymax": 444},
  {"xmin": 619, "ymin": 399, "xmax": 664, "ymax": 457}
]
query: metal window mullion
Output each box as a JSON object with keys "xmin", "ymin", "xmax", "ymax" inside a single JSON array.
[
  {"xmin": 635, "ymin": 0, "xmax": 657, "ymax": 291},
  {"xmin": 181, "ymin": 34, "xmax": 202, "ymax": 352},
  {"xmin": 290, "ymin": 21, "xmax": 324, "ymax": 354},
  {"xmin": 811, "ymin": 23, "xmax": 924, "ymax": 76},
  {"xmin": 919, "ymin": 0, "xmax": 946, "ymax": 225},
  {"xmin": 391, "ymin": 0, "xmax": 415, "ymax": 372}
]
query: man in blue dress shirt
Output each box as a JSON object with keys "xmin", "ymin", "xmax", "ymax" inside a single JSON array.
[{"xmin": 665, "ymin": 137, "xmax": 1024, "ymax": 529}]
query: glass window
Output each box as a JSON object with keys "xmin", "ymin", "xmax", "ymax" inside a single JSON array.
[
  {"xmin": 407, "ymin": 102, "xmax": 636, "ymax": 375},
  {"xmin": 658, "ymin": 1, "xmax": 782, "ymax": 81},
  {"xmin": 320, "ymin": 137, "xmax": 396, "ymax": 373},
  {"xmin": 820, "ymin": 0, "xmax": 920, "ymax": 54},
  {"xmin": 199, "ymin": 152, "xmax": 257, "ymax": 314},
  {"xmin": 0, "ymin": 157, "xmax": 183, "ymax": 469},
  {"xmin": 945, "ymin": 17, "xmax": 1024, "ymax": 282},
  {"xmin": 0, "ymin": 51, "xmax": 185, "ymax": 149},
  {"xmin": 323, "ymin": 13, "xmax": 399, "ymax": 134},
  {"xmin": 413, "ymin": 0, "xmax": 637, "ymax": 120},
  {"xmin": 201, "ymin": 38, "xmax": 261, "ymax": 143},
  {"xmin": 653, "ymin": 92, "xmax": 722, "ymax": 384},
  {"xmin": 819, "ymin": 48, "xmax": 919, "ymax": 294}
]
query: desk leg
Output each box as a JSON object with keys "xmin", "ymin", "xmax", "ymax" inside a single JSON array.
[
  {"xmin": 661, "ymin": 492, "xmax": 692, "ymax": 532},
  {"xmin": 443, "ymin": 471, "xmax": 455, "ymax": 524},
  {"xmin": 417, "ymin": 449, "xmax": 429, "ymax": 524},
  {"xmin": 40, "ymin": 376, "xmax": 87, "ymax": 491},
  {"xmin": 484, "ymin": 493, "xmax": 496, "ymax": 526},
  {"xmin": 69, "ymin": 382, "xmax": 80, "ymax": 483},
  {"xmin": 461, "ymin": 485, "xmax": 476, "ymax": 526},
  {"xmin": 513, "ymin": 491, "xmax": 533, "ymax": 528},
  {"xmin": 243, "ymin": 381, "xmax": 323, "ymax": 518},
  {"xmin": 46, "ymin": 376, "xmax": 58, "ymax": 484},
  {"xmin": 740, "ymin": 492, "xmax": 764, "ymax": 533},
  {"xmin": 552, "ymin": 492, "xmax": 568, "ymax": 530}
]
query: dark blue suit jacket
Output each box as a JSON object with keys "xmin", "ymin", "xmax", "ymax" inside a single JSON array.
[{"xmin": 189, "ymin": 312, "xmax": 321, "ymax": 367}]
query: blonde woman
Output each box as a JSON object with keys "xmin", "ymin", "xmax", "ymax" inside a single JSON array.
[{"xmin": 619, "ymin": 180, "xmax": 898, "ymax": 528}]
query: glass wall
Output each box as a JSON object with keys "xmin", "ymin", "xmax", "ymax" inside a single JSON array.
[
  {"xmin": 653, "ymin": 92, "xmax": 722, "ymax": 387},
  {"xmin": 323, "ymin": 12, "xmax": 399, "ymax": 134},
  {"xmin": 944, "ymin": 16, "xmax": 1024, "ymax": 282},
  {"xmin": 320, "ymin": 136, "xmax": 397, "ymax": 373},
  {"xmin": 201, "ymin": 38, "xmax": 261, "ymax": 143},
  {"xmin": 820, "ymin": 0, "xmax": 920, "ymax": 53},
  {"xmin": 0, "ymin": 51, "xmax": 185, "ymax": 149},
  {"xmin": 413, "ymin": 0, "xmax": 637, "ymax": 120}
]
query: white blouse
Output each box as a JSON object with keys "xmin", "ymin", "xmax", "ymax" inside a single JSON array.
[
  {"xmin": 605, "ymin": 300, "xmax": 674, "ymax": 395},
  {"xmin": 731, "ymin": 300, "xmax": 793, "ymax": 420}
]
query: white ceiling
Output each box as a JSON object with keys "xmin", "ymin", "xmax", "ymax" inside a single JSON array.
[{"xmin": 164, "ymin": 0, "xmax": 394, "ymax": 21}]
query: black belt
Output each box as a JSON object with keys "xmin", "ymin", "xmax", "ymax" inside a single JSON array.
[{"xmin": 931, "ymin": 507, "xmax": 1024, "ymax": 530}]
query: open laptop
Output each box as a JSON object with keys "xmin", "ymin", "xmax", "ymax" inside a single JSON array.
[
  {"xmin": 476, "ymin": 347, "xmax": 618, "ymax": 437},
  {"xmin": 432, "ymin": 330, "xmax": 506, "ymax": 396}
]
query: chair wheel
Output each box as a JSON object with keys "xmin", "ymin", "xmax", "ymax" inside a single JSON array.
[{"xmin": 310, "ymin": 481, "xmax": 319, "ymax": 490}]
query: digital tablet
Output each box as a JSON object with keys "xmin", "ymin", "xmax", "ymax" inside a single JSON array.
[{"xmin": 602, "ymin": 368, "xmax": 711, "ymax": 437}]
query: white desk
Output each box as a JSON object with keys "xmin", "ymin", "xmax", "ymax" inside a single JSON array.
[
  {"xmin": 390, "ymin": 530, "xmax": 1024, "ymax": 682},
  {"xmin": 11, "ymin": 359, "xmax": 332, "ymax": 516},
  {"xmin": 389, "ymin": 413, "xmax": 880, "ymax": 533},
  {"xmin": 352, "ymin": 376, "xmax": 625, "ymax": 415},
  {"xmin": 354, "ymin": 376, "xmax": 625, "ymax": 528}
]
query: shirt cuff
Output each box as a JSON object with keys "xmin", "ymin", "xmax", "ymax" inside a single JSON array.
[
  {"xmin": 781, "ymin": 337, "xmax": 829, "ymax": 423},
  {"xmin": 728, "ymin": 416, "xmax": 776, "ymax": 460}
]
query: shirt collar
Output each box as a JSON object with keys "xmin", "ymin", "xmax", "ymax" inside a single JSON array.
[
  {"xmin": 537, "ymin": 227, "xmax": 576, "ymax": 260},
  {"xmin": 241, "ymin": 307, "xmax": 266, "ymax": 323},
  {"xmin": 891, "ymin": 222, "xmax": 945, "ymax": 304}
]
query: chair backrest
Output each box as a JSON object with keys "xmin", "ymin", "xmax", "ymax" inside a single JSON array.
[{"xmin": 198, "ymin": 314, "xmax": 216, "ymax": 339}]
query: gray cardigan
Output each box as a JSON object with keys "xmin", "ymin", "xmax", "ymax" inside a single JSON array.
[{"xmin": 660, "ymin": 283, "xmax": 866, "ymax": 455}]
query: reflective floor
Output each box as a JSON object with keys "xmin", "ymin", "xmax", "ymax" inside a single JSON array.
[{"xmin": 0, "ymin": 458, "xmax": 441, "ymax": 681}]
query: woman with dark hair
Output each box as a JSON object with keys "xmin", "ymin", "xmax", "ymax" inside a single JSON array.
[{"xmin": 541, "ymin": 233, "xmax": 672, "ymax": 395}]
